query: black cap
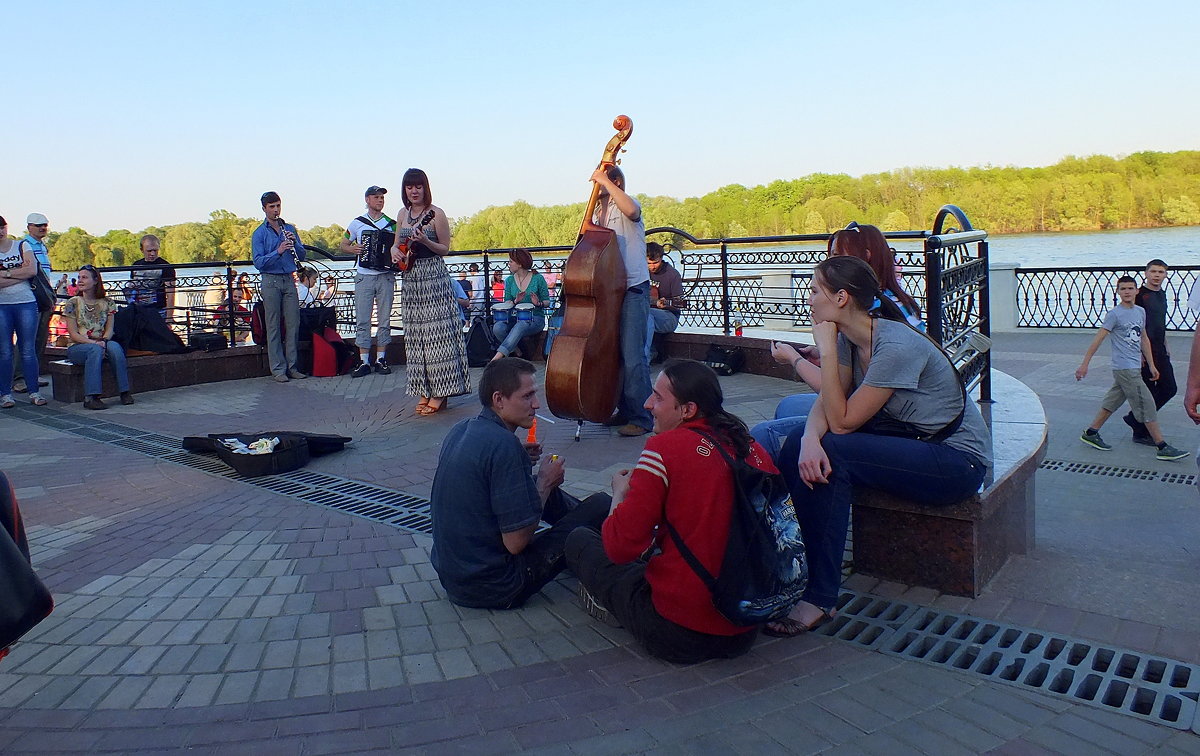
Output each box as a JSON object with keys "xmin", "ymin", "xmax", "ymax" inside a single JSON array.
[{"xmin": 365, "ymin": 186, "xmax": 387, "ymax": 196}]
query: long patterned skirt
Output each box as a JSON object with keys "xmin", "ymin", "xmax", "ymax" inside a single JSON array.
[{"xmin": 400, "ymin": 257, "xmax": 471, "ymax": 398}]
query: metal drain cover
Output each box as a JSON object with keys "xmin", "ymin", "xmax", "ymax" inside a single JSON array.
[{"xmin": 822, "ymin": 591, "xmax": 1200, "ymax": 731}]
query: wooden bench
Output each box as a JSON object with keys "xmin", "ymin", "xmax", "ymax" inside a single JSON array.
[{"xmin": 657, "ymin": 331, "xmax": 1045, "ymax": 598}]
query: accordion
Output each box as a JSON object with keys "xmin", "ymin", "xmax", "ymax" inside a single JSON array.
[{"xmin": 358, "ymin": 228, "xmax": 397, "ymax": 272}]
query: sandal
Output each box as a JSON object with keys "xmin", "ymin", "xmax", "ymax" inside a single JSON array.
[
  {"xmin": 415, "ymin": 397, "xmax": 430, "ymax": 411},
  {"xmin": 416, "ymin": 398, "xmax": 446, "ymax": 416},
  {"xmin": 763, "ymin": 608, "xmax": 836, "ymax": 638},
  {"xmin": 29, "ymin": 393, "xmax": 48, "ymax": 406}
]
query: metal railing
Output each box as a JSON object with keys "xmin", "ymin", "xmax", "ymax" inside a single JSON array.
[
  {"xmin": 79, "ymin": 207, "xmax": 993, "ymax": 400},
  {"xmin": 1014, "ymin": 266, "xmax": 1199, "ymax": 330}
]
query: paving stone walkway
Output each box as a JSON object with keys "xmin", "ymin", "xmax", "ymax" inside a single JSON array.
[{"xmin": 0, "ymin": 331, "xmax": 1197, "ymax": 753}]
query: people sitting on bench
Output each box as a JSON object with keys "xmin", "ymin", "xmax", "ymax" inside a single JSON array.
[
  {"xmin": 63, "ymin": 265, "xmax": 135, "ymax": 410},
  {"xmin": 752, "ymin": 222, "xmax": 925, "ymax": 462},
  {"xmin": 769, "ymin": 256, "xmax": 990, "ymax": 637},
  {"xmin": 490, "ymin": 248, "xmax": 548, "ymax": 362}
]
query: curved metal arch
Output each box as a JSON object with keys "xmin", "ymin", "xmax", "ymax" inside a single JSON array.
[{"xmin": 931, "ymin": 205, "xmax": 974, "ymax": 235}]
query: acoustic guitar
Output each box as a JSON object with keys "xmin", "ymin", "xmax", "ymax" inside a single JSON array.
[{"xmin": 395, "ymin": 209, "xmax": 436, "ymax": 272}]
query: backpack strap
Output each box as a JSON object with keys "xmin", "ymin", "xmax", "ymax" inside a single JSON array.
[{"xmin": 661, "ymin": 428, "xmax": 740, "ymax": 595}]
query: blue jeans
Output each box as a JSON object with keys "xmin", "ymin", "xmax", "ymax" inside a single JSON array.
[
  {"xmin": 644, "ymin": 308, "xmax": 679, "ymax": 361},
  {"xmin": 750, "ymin": 393, "xmax": 818, "ymax": 463},
  {"xmin": 0, "ymin": 301, "xmax": 41, "ymax": 396},
  {"xmin": 777, "ymin": 430, "xmax": 987, "ymax": 610},
  {"xmin": 492, "ymin": 314, "xmax": 545, "ymax": 357},
  {"xmin": 620, "ymin": 283, "xmax": 654, "ymax": 430},
  {"xmin": 66, "ymin": 341, "xmax": 130, "ymax": 397},
  {"xmin": 260, "ymin": 273, "xmax": 300, "ymax": 375}
]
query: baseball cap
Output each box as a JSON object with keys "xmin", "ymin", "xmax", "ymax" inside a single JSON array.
[
  {"xmin": 365, "ymin": 186, "xmax": 387, "ymax": 196},
  {"xmin": 27, "ymin": 212, "xmax": 49, "ymax": 225}
]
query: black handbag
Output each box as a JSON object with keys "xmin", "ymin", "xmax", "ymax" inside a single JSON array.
[
  {"xmin": 0, "ymin": 472, "xmax": 54, "ymax": 661},
  {"xmin": 29, "ymin": 269, "xmax": 56, "ymax": 313},
  {"xmin": 703, "ymin": 343, "xmax": 745, "ymax": 376}
]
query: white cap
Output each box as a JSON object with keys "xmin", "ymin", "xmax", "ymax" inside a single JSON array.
[{"xmin": 26, "ymin": 212, "xmax": 49, "ymax": 225}]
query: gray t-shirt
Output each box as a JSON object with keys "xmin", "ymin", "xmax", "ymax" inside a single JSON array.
[
  {"xmin": 1101, "ymin": 304, "xmax": 1145, "ymax": 371},
  {"xmin": 0, "ymin": 242, "xmax": 36, "ymax": 306},
  {"xmin": 838, "ymin": 318, "xmax": 992, "ymax": 467}
]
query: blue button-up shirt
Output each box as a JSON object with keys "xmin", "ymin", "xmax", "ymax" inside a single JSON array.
[
  {"xmin": 251, "ymin": 220, "xmax": 306, "ymax": 275},
  {"xmin": 22, "ymin": 235, "xmax": 51, "ymax": 276}
]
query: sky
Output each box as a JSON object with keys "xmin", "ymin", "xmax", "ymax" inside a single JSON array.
[{"xmin": 4, "ymin": 0, "xmax": 1198, "ymax": 236}]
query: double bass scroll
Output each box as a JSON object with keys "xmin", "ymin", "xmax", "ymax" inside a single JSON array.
[{"xmin": 545, "ymin": 116, "xmax": 633, "ymax": 423}]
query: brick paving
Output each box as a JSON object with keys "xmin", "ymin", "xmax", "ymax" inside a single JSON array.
[{"xmin": 0, "ymin": 331, "xmax": 1196, "ymax": 752}]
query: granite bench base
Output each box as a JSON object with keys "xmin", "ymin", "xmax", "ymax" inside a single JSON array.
[
  {"xmin": 850, "ymin": 438, "xmax": 1044, "ymax": 597},
  {"xmin": 48, "ymin": 346, "xmax": 288, "ymax": 403}
]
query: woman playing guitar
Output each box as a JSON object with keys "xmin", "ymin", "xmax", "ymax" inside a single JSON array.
[{"xmin": 389, "ymin": 168, "xmax": 470, "ymax": 415}]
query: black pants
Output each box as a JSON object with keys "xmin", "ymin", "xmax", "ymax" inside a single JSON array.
[
  {"xmin": 12, "ymin": 308, "xmax": 51, "ymax": 384},
  {"xmin": 1125, "ymin": 349, "xmax": 1178, "ymax": 437},
  {"xmin": 501, "ymin": 491, "xmax": 611, "ymax": 609},
  {"xmin": 564, "ymin": 528, "xmax": 757, "ymax": 664}
]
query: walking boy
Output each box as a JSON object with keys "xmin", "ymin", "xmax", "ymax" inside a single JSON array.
[
  {"xmin": 1076, "ymin": 275, "xmax": 1188, "ymax": 461},
  {"xmin": 1122, "ymin": 259, "xmax": 1177, "ymax": 443}
]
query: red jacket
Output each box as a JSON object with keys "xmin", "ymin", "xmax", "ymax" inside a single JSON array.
[{"xmin": 601, "ymin": 419, "xmax": 778, "ymax": 636}]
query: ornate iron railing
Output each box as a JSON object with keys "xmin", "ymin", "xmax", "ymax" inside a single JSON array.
[
  {"xmin": 84, "ymin": 206, "xmax": 992, "ymax": 399},
  {"xmin": 1015, "ymin": 266, "xmax": 1199, "ymax": 330}
]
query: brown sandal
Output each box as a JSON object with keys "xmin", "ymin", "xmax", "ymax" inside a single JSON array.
[
  {"xmin": 763, "ymin": 608, "xmax": 836, "ymax": 638},
  {"xmin": 415, "ymin": 398, "xmax": 445, "ymax": 416}
]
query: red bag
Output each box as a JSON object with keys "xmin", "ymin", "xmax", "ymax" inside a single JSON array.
[{"xmin": 311, "ymin": 326, "xmax": 355, "ymax": 377}]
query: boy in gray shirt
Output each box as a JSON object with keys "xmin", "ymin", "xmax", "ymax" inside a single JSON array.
[{"xmin": 1075, "ymin": 275, "xmax": 1189, "ymax": 460}]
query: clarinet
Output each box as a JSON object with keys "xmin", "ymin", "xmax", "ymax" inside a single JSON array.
[{"xmin": 278, "ymin": 217, "xmax": 301, "ymax": 272}]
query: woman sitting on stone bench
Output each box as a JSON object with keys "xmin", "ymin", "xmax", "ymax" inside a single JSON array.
[
  {"xmin": 767, "ymin": 256, "xmax": 990, "ymax": 637},
  {"xmin": 752, "ymin": 223, "xmax": 924, "ymax": 462},
  {"xmin": 63, "ymin": 265, "xmax": 134, "ymax": 410}
]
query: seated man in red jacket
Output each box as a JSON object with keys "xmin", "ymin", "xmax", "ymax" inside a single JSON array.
[{"xmin": 564, "ymin": 359, "xmax": 777, "ymax": 664}]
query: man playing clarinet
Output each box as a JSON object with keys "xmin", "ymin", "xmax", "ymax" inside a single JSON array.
[{"xmin": 252, "ymin": 191, "xmax": 307, "ymax": 382}]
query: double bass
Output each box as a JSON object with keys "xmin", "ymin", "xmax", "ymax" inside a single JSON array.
[{"xmin": 545, "ymin": 116, "xmax": 632, "ymax": 423}]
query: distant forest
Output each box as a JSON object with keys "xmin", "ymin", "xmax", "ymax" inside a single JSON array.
[{"xmin": 43, "ymin": 150, "xmax": 1200, "ymax": 270}]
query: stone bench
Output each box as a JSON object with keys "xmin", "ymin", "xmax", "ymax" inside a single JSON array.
[
  {"xmin": 656, "ymin": 330, "xmax": 1045, "ymax": 598},
  {"xmin": 48, "ymin": 346, "xmax": 279, "ymax": 403}
]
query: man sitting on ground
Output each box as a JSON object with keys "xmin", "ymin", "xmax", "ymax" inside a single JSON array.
[
  {"xmin": 565, "ymin": 359, "xmax": 773, "ymax": 664},
  {"xmin": 430, "ymin": 357, "xmax": 609, "ymax": 609}
]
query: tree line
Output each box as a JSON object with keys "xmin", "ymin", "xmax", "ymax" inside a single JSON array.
[{"xmin": 43, "ymin": 150, "xmax": 1200, "ymax": 270}]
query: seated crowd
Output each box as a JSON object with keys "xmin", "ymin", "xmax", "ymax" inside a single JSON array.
[{"xmin": 429, "ymin": 231, "xmax": 994, "ymax": 662}]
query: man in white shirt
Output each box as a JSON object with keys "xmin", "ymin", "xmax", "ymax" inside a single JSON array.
[
  {"xmin": 590, "ymin": 167, "xmax": 653, "ymax": 437},
  {"xmin": 340, "ymin": 186, "xmax": 397, "ymax": 378}
]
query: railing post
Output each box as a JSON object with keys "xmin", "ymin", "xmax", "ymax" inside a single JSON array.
[
  {"xmin": 225, "ymin": 264, "xmax": 236, "ymax": 345},
  {"xmin": 482, "ymin": 250, "xmax": 492, "ymax": 323},
  {"xmin": 978, "ymin": 240, "xmax": 992, "ymax": 403},
  {"xmin": 720, "ymin": 240, "xmax": 731, "ymax": 336},
  {"xmin": 925, "ymin": 246, "xmax": 944, "ymax": 347}
]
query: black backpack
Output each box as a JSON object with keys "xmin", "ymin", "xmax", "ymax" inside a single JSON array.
[
  {"xmin": 465, "ymin": 318, "xmax": 498, "ymax": 367},
  {"xmin": 664, "ymin": 430, "xmax": 808, "ymax": 626}
]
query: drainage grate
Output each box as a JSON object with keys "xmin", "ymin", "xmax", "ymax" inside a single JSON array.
[
  {"xmin": 821, "ymin": 590, "xmax": 1200, "ymax": 730},
  {"xmin": 1040, "ymin": 458, "xmax": 1196, "ymax": 487},
  {"xmin": 9, "ymin": 406, "xmax": 437, "ymax": 535}
]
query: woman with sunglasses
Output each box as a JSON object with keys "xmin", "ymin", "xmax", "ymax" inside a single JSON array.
[
  {"xmin": 752, "ymin": 223, "xmax": 925, "ymax": 461},
  {"xmin": 0, "ymin": 215, "xmax": 48, "ymax": 408},
  {"xmin": 63, "ymin": 265, "xmax": 134, "ymax": 410},
  {"xmin": 766, "ymin": 256, "xmax": 990, "ymax": 636}
]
